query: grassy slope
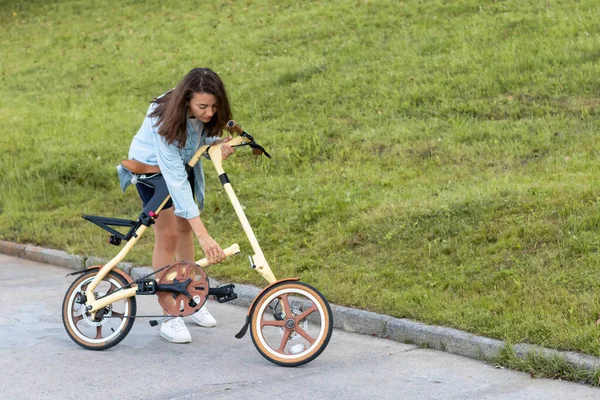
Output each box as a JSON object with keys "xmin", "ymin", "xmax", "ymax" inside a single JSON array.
[{"xmin": 2, "ymin": 0, "xmax": 600, "ymax": 355}]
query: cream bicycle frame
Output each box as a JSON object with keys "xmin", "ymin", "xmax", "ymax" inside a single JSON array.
[{"xmin": 84, "ymin": 135, "xmax": 277, "ymax": 317}]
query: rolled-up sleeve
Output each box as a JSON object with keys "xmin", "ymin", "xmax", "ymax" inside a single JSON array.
[
  {"xmin": 152, "ymin": 129, "xmax": 199, "ymax": 220},
  {"xmin": 201, "ymin": 134, "xmax": 219, "ymax": 146}
]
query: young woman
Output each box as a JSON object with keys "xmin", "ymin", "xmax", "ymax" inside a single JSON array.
[{"xmin": 118, "ymin": 67, "xmax": 234, "ymax": 343}]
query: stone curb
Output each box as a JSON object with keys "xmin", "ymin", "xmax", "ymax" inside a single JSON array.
[{"xmin": 3, "ymin": 239, "xmax": 600, "ymax": 374}]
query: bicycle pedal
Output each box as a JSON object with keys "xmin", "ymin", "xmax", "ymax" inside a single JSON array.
[
  {"xmin": 136, "ymin": 279, "xmax": 158, "ymax": 295},
  {"xmin": 208, "ymin": 284, "xmax": 238, "ymax": 303}
]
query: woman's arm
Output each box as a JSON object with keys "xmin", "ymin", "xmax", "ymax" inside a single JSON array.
[
  {"xmin": 151, "ymin": 134, "xmax": 226, "ymax": 263},
  {"xmin": 152, "ymin": 129, "xmax": 200, "ymax": 219},
  {"xmin": 208, "ymin": 136, "xmax": 235, "ymax": 159}
]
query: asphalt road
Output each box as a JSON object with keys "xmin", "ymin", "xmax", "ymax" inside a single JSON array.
[{"xmin": 1, "ymin": 254, "xmax": 598, "ymax": 400}]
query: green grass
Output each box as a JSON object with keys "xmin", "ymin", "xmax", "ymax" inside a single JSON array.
[
  {"xmin": 2, "ymin": 0, "xmax": 600, "ymax": 358},
  {"xmin": 495, "ymin": 346, "xmax": 600, "ymax": 386}
]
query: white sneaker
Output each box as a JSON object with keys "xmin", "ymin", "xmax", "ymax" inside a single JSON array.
[
  {"xmin": 160, "ymin": 317, "xmax": 191, "ymax": 343},
  {"xmin": 190, "ymin": 305, "xmax": 217, "ymax": 327}
]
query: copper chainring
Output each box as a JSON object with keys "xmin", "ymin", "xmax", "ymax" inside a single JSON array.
[{"xmin": 156, "ymin": 262, "xmax": 209, "ymax": 317}]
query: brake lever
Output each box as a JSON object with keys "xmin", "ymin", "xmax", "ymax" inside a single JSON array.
[
  {"xmin": 229, "ymin": 127, "xmax": 271, "ymax": 159},
  {"xmin": 250, "ymin": 143, "xmax": 271, "ymax": 159}
]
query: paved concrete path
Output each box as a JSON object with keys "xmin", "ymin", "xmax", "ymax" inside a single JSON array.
[{"xmin": 1, "ymin": 254, "xmax": 598, "ymax": 400}]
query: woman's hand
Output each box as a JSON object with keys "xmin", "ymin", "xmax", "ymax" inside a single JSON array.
[
  {"xmin": 197, "ymin": 234, "xmax": 226, "ymax": 265},
  {"xmin": 219, "ymin": 136, "xmax": 235, "ymax": 160}
]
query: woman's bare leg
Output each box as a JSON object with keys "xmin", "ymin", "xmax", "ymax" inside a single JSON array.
[
  {"xmin": 175, "ymin": 215, "xmax": 195, "ymax": 262},
  {"xmin": 151, "ymin": 207, "xmax": 178, "ymax": 271},
  {"xmin": 174, "ymin": 215, "xmax": 217, "ymax": 326},
  {"xmin": 151, "ymin": 208, "xmax": 194, "ymax": 341}
]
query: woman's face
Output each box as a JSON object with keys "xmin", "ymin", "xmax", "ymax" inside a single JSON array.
[{"xmin": 188, "ymin": 92, "xmax": 217, "ymax": 123}]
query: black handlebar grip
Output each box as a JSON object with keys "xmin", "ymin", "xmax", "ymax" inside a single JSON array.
[{"xmin": 226, "ymin": 120, "xmax": 243, "ymax": 135}]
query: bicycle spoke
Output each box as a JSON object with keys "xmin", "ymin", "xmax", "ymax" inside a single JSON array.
[
  {"xmin": 296, "ymin": 304, "xmax": 318, "ymax": 322},
  {"xmin": 261, "ymin": 319, "xmax": 285, "ymax": 328},
  {"xmin": 293, "ymin": 325, "xmax": 316, "ymax": 345},
  {"xmin": 112, "ymin": 311, "xmax": 124, "ymax": 319},
  {"xmin": 278, "ymin": 328, "xmax": 293, "ymax": 353},
  {"xmin": 280, "ymin": 294, "xmax": 292, "ymax": 318}
]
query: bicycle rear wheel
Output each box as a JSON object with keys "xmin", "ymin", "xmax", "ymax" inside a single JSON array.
[{"xmin": 62, "ymin": 269, "xmax": 136, "ymax": 350}]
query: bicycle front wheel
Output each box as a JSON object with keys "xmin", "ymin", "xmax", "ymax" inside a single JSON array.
[{"xmin": 249, "ymin": 281, "xmax": 333, "ymax": 367}]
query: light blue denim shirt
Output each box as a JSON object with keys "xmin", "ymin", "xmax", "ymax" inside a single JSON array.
[{"xmin": 117, "ymin": 101, "xmax": 218, "ymax": 219}]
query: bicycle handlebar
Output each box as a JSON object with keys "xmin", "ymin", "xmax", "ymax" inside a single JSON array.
[
  {"xmin": 224, "ymin": 120, "xmax": 271, "ymax": 159},
  {"xmin": 226, "ymin": 120, "xmax": 244, "ymax": 135},
  {"xmin": 196, "ymin": 243, "xmax": 240, "ymax": 267}
]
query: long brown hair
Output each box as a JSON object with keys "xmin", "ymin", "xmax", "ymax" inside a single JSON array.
[{"xmin": 149, "ymin": 68, "xmax": 232, "ymax": 148}]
